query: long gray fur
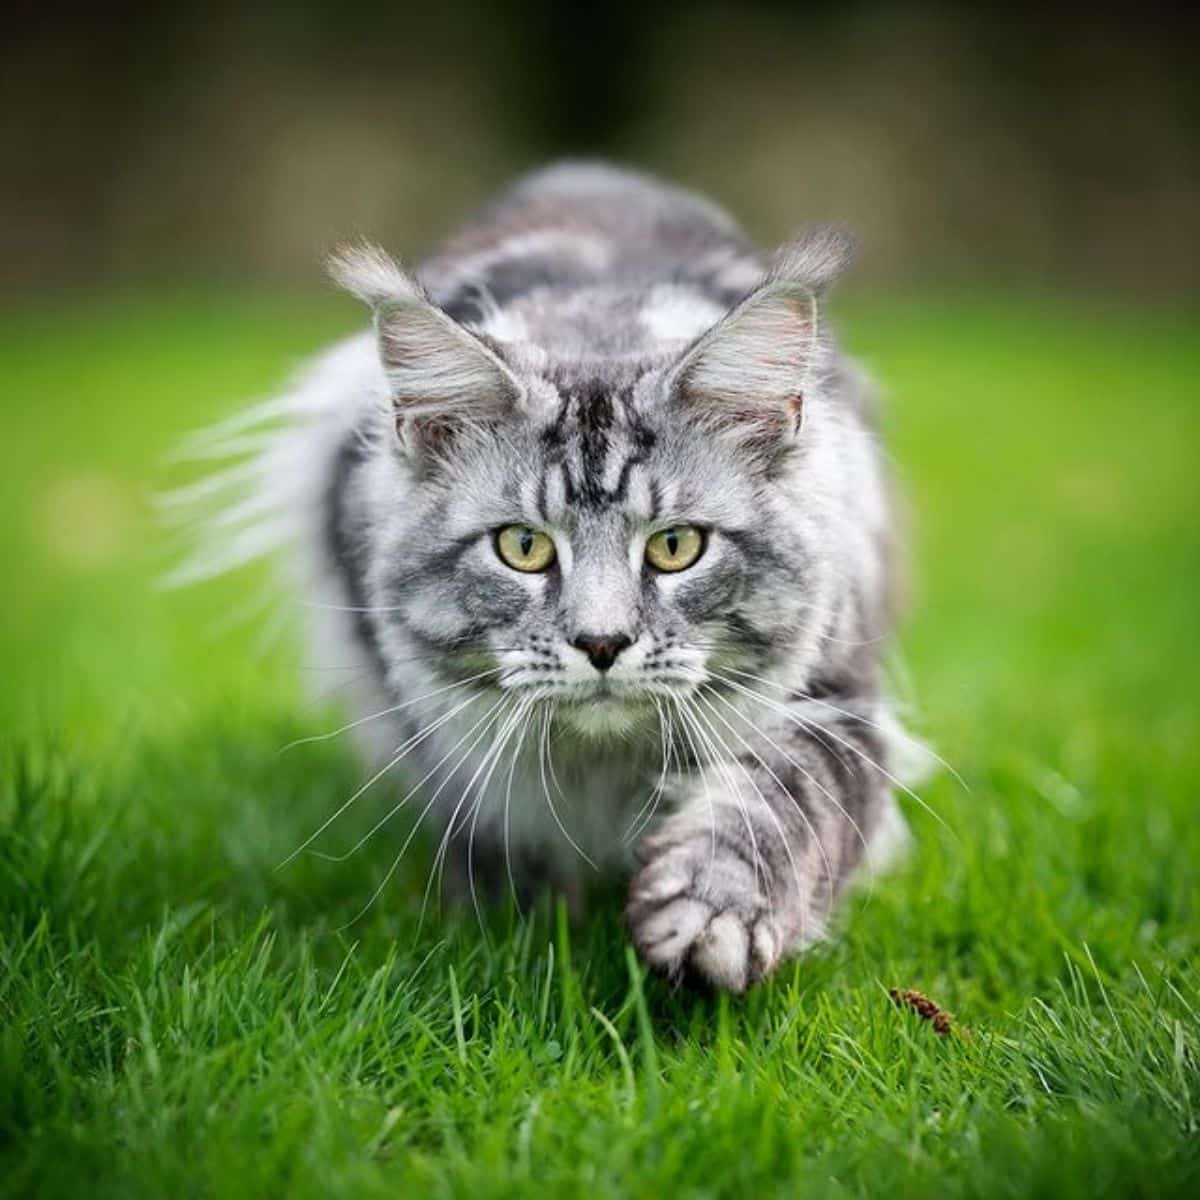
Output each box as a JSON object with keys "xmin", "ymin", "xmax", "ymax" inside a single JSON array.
[{"xmin": 178, "ymin": 162, "xmax": 916, "ymax": 991}]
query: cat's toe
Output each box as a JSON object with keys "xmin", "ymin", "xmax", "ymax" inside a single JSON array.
[
  {"xmin": 628, "ymin": 849, "xmax": 693, "ymax": 906},
  {"xmin": 749, "ymin": 914, "xmax": 782, "ymax": 977},
  {"xmin": 630, "ymin": 894, "xmax": 714, "ymax": 971},
  {"xmin": 689, "ymin": 910, "xmax": 752, "ymax": 991}
]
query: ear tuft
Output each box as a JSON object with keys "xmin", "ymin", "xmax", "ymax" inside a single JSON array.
[
  {"xmin": 325, "ymin": 240, "xmax": 523, "ymax": 456},
  {"xmin": 770, "ymin": 225, "xmax": 856, "ymax": 295},
  {"xmin": 326, "ymin": 241, "xmax": 421, "ymax": 308}
]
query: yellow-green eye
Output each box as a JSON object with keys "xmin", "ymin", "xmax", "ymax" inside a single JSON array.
[
  {"xmin": 496, "ymin": 525, "xmax": 556, "ymax": 573},
  {"xmin": 645, "ymin": 525, "xmax": 705, "ymax": 573}
]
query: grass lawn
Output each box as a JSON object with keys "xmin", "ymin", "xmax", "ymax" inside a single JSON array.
[{"xmin": 1, "ymin": 289, "xmax": 1197, "ymax": 1198}]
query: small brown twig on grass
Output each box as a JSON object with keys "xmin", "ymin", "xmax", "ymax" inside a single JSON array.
[{"xmin": 889, "ymin": 987, "xmax": 959, "ymax": 1036}]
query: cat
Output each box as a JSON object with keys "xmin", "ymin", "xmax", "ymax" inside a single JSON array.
[{"xmin": 172, "ymin": 162, "xmax": 918, "ymax": 992}]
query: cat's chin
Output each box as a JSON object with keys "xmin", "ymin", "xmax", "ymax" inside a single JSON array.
[{"xmin": 558, "ymin": 693, "xmax": 658, "ymax": 739}]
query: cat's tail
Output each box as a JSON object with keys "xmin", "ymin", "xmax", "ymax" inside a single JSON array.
[{"xmin": 157, "ymin": 331, "xmax": 381, "ymax": 591}]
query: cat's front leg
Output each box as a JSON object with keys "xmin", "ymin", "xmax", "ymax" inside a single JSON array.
[{"xmin": 626, "ymin": 709, "xmax": 888, "ymax": 990}]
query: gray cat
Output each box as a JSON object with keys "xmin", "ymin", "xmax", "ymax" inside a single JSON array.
[{"xmin": 173, "ymin": 162, "xmax": 920, "ymax": 991}]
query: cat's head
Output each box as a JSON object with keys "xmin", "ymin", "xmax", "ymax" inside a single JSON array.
[{"xmin": 330, "ymin": 234, "xmax": 854, "ymax": 737}]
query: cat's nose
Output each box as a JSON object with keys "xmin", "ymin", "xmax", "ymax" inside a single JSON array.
[{"xmin": 572, "ymin": 632, "xmax": 633, "ymax": 672}]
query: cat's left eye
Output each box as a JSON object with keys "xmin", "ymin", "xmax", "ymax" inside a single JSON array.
[
  {"xmin": 495, "ymin": 525, "xmax": 557, "ymax": 573},
  {"xmin": 645, "ymin": 525, "xmax": 705, "ymax": 573}
]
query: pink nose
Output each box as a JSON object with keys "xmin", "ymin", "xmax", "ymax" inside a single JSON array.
[{"xmin": 572, "ymin": 633, "xmax": 632, "ymax": 672}]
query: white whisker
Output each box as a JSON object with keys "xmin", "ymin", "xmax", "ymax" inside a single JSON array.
[
  {"xmin": 623, "ymin": 697, "xmax": 674, "ymax": 844},
  {"xmin": 692, "ymin": 687, "xmax": 828, "ymax": 928},
  {"xmin": 718, "ymin": 665, "xmax": 967, "ymax": 791},
  {"xmin": 702, "ymin": 681, "xmax": 872, "ymax": 862},
  {"xmin": 500, "ymin": 700, "xmax": 537, "ymax": 909},
  {"xmin": 319, "ymin": 693, "xmax": 510, "ymax": 866},
  {"xmin": 277, "ymin": 665, "xmax": 506, "ymax": 753},
  {"xmin": 700, "ymin": 682, "xmax": 878, "ymax": 910},
  {"xmin": 332, "ymin": 694, "xmax": 513, "ymax": 930},
  {"xmin": 669, "ymin": 696, "xmax": 719, "ymax": 892},
  {"xmin": 423, "ymin": 695, "xmax": 526, "ymax": 935},
  {"xmin": 710, "ymin": 672, "xmax": 952, "ymax": 837},
  {"xmin": 466, "ymin": 697, "xmax": 533, "ymax": 928},
  {"xmin": 685, "ymin": 695, "xmax": 805, "ymax": 921},
  {"xmin": 278, "ymin": 689, "xmax": 484, "ymax": 869},
  {"xmin": 676, "ymin": 695, "xmax": 766, "ymax": 901},
  {"xmin": 538, "ymin": 703, "xmax": 597, "ymax": 869}
]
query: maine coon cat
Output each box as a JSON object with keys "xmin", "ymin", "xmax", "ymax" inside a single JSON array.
[{"xmin": 174, "ymin": 162, "xmax": 919, "ymax": 991}]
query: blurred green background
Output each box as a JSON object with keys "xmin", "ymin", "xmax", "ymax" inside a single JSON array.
[{"xmin": 2, "ymin": 6, "xmax": 1199, "ymax": 1197}]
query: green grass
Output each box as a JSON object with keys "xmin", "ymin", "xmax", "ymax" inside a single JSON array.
[{"xmin": 2, "ymin": 289, "xmax": 1198, "ymax": 1198}]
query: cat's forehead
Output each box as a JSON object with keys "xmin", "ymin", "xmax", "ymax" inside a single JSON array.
[
  {"xmin": 441, "ymin": 350, "xmax": 753, "ymax": 533},
  {"xmin": 529, "ymin": 369, "xmax": 662, "ymax": 523},
  {"xmin": 539, "ymin": 364, "xmax": 649, "ymax": 428}
]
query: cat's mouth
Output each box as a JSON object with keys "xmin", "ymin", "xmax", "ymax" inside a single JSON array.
[
  {"xmin": 496, "ymin": 675, "xmax": 688, "ymax": 713},
  {"xmin": 539, "ymin": 673, "xmax": 692, "ymax": 700},
  {"xmin": 525, "ymin": 680, "xmax": 694, "ymax": 732},
  {"xmin": 491, "ymin": 652, "xmax": 704, "ymax": 709}
]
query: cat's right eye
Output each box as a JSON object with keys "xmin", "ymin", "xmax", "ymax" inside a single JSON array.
[
  {"xmin": 495, "ymin": 525, "xmax": 557, "ymax": 573},
  {"xmin": 645, "ymin": 525, "xmax": 705, "ymax": 572}
]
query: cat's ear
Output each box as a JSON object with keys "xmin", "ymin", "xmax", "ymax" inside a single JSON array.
[
  {"xmin": 670, "ymin": 226, "xmax": 854, "ymax": 454},
  {"xmin": 327, "ymin": 242, "xmax": 522, "ymax": 457}
]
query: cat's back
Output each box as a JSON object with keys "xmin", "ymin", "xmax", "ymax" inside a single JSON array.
[{"xmin": 419, "ymin": 162, "xmax": 765, "ymax": 322}]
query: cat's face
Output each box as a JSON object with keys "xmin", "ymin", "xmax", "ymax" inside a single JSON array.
[
  {"xmin": 333, "ymin": 242, "xmax": 843, "ymax": 735},
  {"xmin": 369, "ymin": 362, "xmax": 822, "ymax": 738}
]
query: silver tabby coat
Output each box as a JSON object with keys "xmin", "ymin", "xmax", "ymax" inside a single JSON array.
[{"xmin": 177, "ymin": 163, "xmax": 919, "ymax": 991}]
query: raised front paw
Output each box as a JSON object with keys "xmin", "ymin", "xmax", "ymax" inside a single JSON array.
[{"xmin": 625, "ymin": 826, "xmax": 787, "ymax": 992}]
